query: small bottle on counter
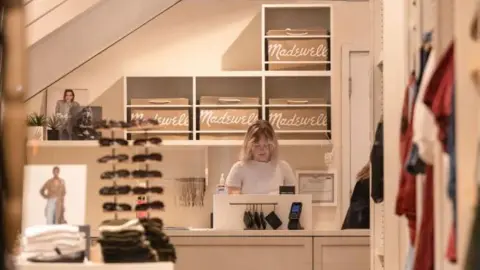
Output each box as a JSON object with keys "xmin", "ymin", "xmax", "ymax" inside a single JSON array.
[{"xmin": 215, "ymin": 173, "xmax": 227, "ymax": 194}]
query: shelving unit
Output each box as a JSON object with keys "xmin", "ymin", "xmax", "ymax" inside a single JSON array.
[{"xmin": 119, "ymin": 4, "xmax": 333, "ymax": 146}]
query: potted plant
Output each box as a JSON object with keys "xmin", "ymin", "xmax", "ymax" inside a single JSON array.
[
  {"xmin": 47, "ymin": 114, "xmax": 62, "ymax": 140},
  {"xmin": 26, "ymin": 113, "xmax": 45, "ymax": 140}
]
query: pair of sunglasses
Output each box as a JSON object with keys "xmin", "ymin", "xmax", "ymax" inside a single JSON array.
[
  {"xmin": 135, "ymin": 201, "xmax": 164, "ymax": 211},
  {"xmin": 103, "ymin": 202, "xmax": 132, "ymax": 212},
  {"xmin": 95, "ymin": 120, "xmax": 131, "ymax": 129},
  {"xmin": 130, "ymin": 119, "xmax": 159, "ymax": 127},
  {"xmin": 132, "ymin": 186, "xmax": 164, "ymax": 195},
  {"xmin": 132, "ymin": 170, "xmax": 163, "ymax": 178},
  {"xmin": 97, "ymin": 154, "xmax": 129, "ymax": 163},
  {"xmin": 99, "ymin": 185, "xmax": 131, "ymax": 195},
  {"xmin": 99, "ymin": 138, "xmax": 129, "ymax": 147},
  {"xmin": 132, "ymin": 153, "xmax": 162, "ymax": 162},
  {"xmin": 133, "ymin": 137, "xmax": 162, "ymax": 146},
  {"xmin": 101, "ymin": 169, "xmax": 130, "ymax": 179}
]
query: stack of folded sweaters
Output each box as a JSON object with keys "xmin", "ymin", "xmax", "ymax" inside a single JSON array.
[
  {"xmin": 22, "ymin": 225, "xmax": 86, "ymax": 263},
  {"xmin": 98, "ymin": 218, "xmax": 176, "ymax": 263},
  {"xmin": 139, "ymin": 218, "xmax": 176, "ymax": 262},
  {"xmin": 98, "ymin": 219, "xmax": 156, "ymax": 263}
]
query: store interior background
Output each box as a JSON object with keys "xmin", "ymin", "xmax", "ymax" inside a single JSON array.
[{"xmin": 24, "ymin": 0, "xmax": 373, "ymax": 236}]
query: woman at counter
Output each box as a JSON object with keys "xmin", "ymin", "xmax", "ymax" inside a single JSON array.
[{"xmin": 226, "ymin": 120, "xmax": 296, "ymax": 194}]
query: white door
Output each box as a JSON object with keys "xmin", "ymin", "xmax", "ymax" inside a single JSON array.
[{"xmin": 341, "ymin": 47, "xmax": 372, "ymax": 216}]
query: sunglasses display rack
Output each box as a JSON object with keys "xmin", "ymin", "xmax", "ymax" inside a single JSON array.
[
  {"xmin": 132, "ymin": 126, "xmax": 163, "ymax": 219},
  {"xmin": 96, "ymin": 120, "xmax": 165, "ymax": 219},
  {"xmin": 99, "ymin": 128, "xmax": 127, "ymax": 220}
]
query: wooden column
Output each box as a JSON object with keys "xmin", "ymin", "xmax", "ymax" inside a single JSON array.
[
  {"xmin": 454, "ymin": 0, "xmax": 479, "ymax": 268},
  {"xmin": 2, "ymin": 0, "xmax": 26, "ymax": 253}
]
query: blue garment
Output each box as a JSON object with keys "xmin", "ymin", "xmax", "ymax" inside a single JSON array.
[
  {"xmin": 405, "ymin": 244, "xmax": 415, "ymax": 270},
  {"xmin": 45, "ymin": 198, "xmax": 57, "ymax": 224},
  {"xmin": 447, "ymin": 85, "xmax": 456, "ymax": 226}
]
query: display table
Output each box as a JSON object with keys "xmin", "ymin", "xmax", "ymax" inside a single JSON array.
[{"xmin": 17, "ymin": 262, "xmax": 174, "ymax": 270}]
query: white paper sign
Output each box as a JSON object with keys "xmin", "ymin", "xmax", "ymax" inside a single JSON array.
[{"xmin": 297, "ymin": 170, "xmax": 336, "ymax": 206}]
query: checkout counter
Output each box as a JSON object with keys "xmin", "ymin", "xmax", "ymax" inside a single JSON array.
[{"xmin": 167, "ymin": 194, "xmax": 370, "ymax": 270}]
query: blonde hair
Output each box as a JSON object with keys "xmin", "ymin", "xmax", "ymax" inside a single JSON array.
[
  {"xmin": 240, "ymin": 120, "xmax": 279, "ymax": 162},
  {"xmin": 356, "ymin": 162, "xmax": 370, "ymax": 181}
]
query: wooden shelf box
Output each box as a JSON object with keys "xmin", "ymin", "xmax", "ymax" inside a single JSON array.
[
  {"xmin": 263, "ymin": 5, "xmax": 332, "ymax": 71},
  {"xmin": 198, "ymin": 96, "xmax": 260, "ymax": 140}
]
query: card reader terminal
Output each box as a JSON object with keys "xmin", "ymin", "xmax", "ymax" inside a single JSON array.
[{"xmin": 287, "ymin": 202, "xmax": 303, "ymax": 230}]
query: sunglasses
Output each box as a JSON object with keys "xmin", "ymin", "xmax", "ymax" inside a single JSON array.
[
  {"xmin": 132, "ymin": 153, "xmax": 163, "ymax": 162},
  {"xmin": 99, "ymin": 138, "xmax": 129, "ymax": 147},
  {"xmin": 135, "ymin": 201, "xmax": 164, "ymax": 211},
  {"xmin": 99, "ymin": 185, "xmax": 131, "ymax": 195},
  {"xmin": 132, "ymin": 186, "xmax": 164, "ymax": 195},
  {"xmin": 97, "ymin": 154, "xmax": 129, "ymax": 163},
  {"xmin": 103, "ymin": 202, "xmax": 132, "ymax": 212},
  {"xmin": 132, "ymin": 170, "xmax": 163, "ymax": 179},
  {"xmin": 133, "ymin": 137, "xmax": 162, "ymax": 146},
  {"xmin": 95, "ymin": 120, "xmax": 131, "ymax": 130},
  {"xmin": 130, "ymin": 119, "xmax": 159, "ymax": 127},
  {"xmin": 100, "ymin": 169, "xmax": 130, "ymax": 179}
]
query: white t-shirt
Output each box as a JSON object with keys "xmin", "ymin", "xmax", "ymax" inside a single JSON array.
[{"xmin": 225, "ymin": 160, "xmax": 296, "ymax": 194}]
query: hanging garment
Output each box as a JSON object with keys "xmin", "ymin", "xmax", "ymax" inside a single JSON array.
[
  {"xmin": 405, "ymin": 244, "xmax": 415, "ymax": 270},
  {"xmin": 370, "ymin": 120, "xmax": 384, "ymax": 203},
  {"xmin": 422, "ymin": 43, "xmax": 456, "ymax": 263},
  {"xmin": 413, "ymin": 166, "xmax": 435, "ymax": 270},
  {"xmin": 342, "ymin": 178, "xmax": 370, "ymax": 229},
  {"xmin": 395, "ymin": 74, "xmax": 418, "ymax": 245},
  {"xmin": 406, "ymin": 49, "xmax": 436, "ymax": 173},
  {"xmin": 445, "ymin": 85, "xmax": 457, "ymax": 263}
]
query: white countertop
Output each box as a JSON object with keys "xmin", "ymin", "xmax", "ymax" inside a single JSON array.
[
  {"xmin": 17, "ymin": 262, "xmax": 174, "ymax": 270},
  {"xmin": 164, "ymin": 229, "xmax": 370, "ymax": 237}
]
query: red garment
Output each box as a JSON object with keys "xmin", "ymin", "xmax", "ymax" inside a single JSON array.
[
  {"xmin": 446, "ymin": 225, "xmax": 457, "ymax": 262},
  {"xmin": 423, "ymin": 43, "xmax": 454, "ymax": 151},
  {"xmin": 395, "ymin": 75, "xmax": 418, "ymax": 244},
  {"xmin": 422, "ymin": 43, "xmax": 456, "ymax": 264},
  {"xmin": 414, "ymin": 166, "xmax": 435, "ymax": 270}
]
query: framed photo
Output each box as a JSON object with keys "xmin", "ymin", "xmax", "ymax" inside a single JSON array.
[
  {"xmin": 296, "ymin": 169, "xmax": 337, "ymax": 206},
  {"xmin": 22, "ymin": 165, "xmax": 87, "ymax": 230}
]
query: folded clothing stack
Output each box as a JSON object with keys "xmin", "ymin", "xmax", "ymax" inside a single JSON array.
[
  {"xmin": 139, "ymin": 218, "xmax": 176, "ymax": 263},
  {"xmin": 98, "ymin": 219, "xmax": 156, "ymax": 263},
  {"xmin": 22, "ymin": 225, "xmax": 86, "ymax": 263}
]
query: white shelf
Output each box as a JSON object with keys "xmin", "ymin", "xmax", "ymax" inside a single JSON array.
[
  {"xmin": 197, "ymin": 130, "xmax": 246, "ymax": 134},
  {"xmin": 266, "ymin": 104, "xmax": 330, "ymax": 108},
  {"xmin": 275, "ymin": 130, "xmax": 330, "ymax": 134},
  {"xmin": 27, "ymin": 140, "xmax": 331, "ymax": 147},
  {"xmin": 262, "ymin": 4, "xmax": 332, "ymax": 9},
  {"xmin": 196, "ymin": 104, "xmax": 261, "ymax": 108},
  {"xmin": 263, "ymin": 71, "xmax": 331, "ymax": 77},
  {"xmin": 265, "ymin": 61, "xmax": 331, "ymax": 64},
  {"xmin": 127, "ymin": 105, "xmax": 191, "ymax": 108},
  {"xmin": 126, "ymin": 71, "xmax": 332, "ymax": 77},
  {"xmin": 265, "ymin": 35, "xmax": 330, "ymax": 39},
  {"xmin": 126, "ymin": 130, "xmax": 192, "ymax": 134}
]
